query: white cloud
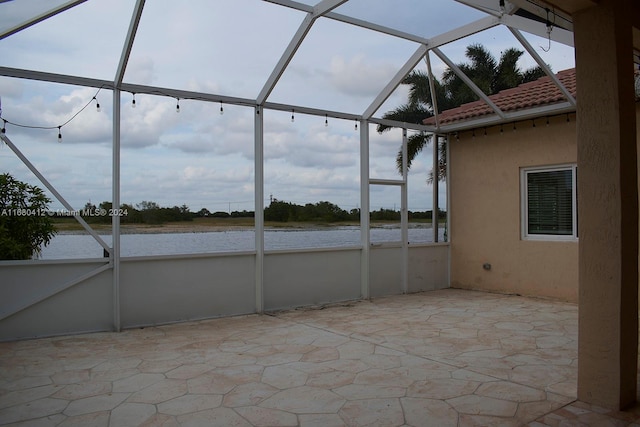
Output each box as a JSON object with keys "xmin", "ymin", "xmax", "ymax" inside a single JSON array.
[
  {"xmin": 0, "ymin": 78, "xmax": 24, "ymax": 100},
  {"xmin": 329, "ymin": 54, "xmax": 398, "ymax": 98},
  {"xmin": 125, "ymin": 56, "xmax": 156, "ymax": 85}
]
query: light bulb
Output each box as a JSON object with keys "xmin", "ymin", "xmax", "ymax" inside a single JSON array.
[
  {"xmin": 325, "ymin": 114, "xmax": 328, "ymax": 127},
  {"xmin": 58, "ymin": 127, "xmax": 62, "ymax": 142},
  {"xmin": 96, "ymin": 103, "xmax": 101, "ymax": 112},
  {"xmin": 176, "ymin": 100, "xmax": 180, "ymax": 113},
  {"xmin": 132, "ymin": 94, "xmax": 136, "ymax": 108},
  {"xmin": 354, "ymin": 120, "xmax": 358, "ymax": 131},
  {"xmin": 220, "ymin": 102, "xmax": 224, "ymax": 115},
  {"xmin": 291, "ymin": 110, "xmax": 295, "ymax": 123}
]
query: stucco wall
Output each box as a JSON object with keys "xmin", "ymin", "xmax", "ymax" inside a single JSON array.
[{"xmin": 449, "ymin": 114, "xmax": 579, "ymax": 301}]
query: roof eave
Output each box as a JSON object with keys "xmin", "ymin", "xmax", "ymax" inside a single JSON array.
[{"xmin": 433, "ymin": 101, "xmax": 577, "ymax": 134}]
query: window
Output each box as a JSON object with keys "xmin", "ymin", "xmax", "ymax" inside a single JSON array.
[{"xmin": 521, "ymin": 165, "xmax": 577, "ymax": 240}]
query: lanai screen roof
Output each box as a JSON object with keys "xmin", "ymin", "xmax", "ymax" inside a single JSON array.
[
  {"xmin": 0, "ymin": 0, "xmax": 579, "ymax": 131},
  {"xmin": 0, "ymin": 0, "xmax": 584, "ymax": 212}
]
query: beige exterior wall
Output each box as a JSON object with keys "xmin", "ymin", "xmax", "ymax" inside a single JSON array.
[
  {"xmin": 450, "ymin": 106, "xmax": 640, "ymax": 302},
  {"xmin": 449, "ymin": 114, "xmax": 579, "ymax": 301}
]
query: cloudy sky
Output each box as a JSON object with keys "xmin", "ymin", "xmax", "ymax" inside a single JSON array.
[{"xmin": 0, "ymin": 0, "xmax": 575, "ymax": 214}]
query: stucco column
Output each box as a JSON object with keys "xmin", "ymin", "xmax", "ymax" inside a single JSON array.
[{"xmin": 574, "ymin": 0, "xmax": 638, "ymax": 409}]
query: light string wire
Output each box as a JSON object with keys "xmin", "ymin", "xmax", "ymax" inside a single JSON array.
[
  {"xmin": 0, "ymin": 86, "xmax": 353, "ymax": 138},
  {"xmin": 0, "ymin": 87, "xmax": 213, "ymax": 137},
  {"xmin": 1, "ymin": 86, "xmax": 106, "ymax": 135}
]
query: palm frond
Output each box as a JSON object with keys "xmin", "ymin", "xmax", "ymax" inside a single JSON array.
[
  {"xmin": 377, "ymin": 104, "xmax": 431, "ymax": 133},
  {"xmin": 395, "ymin": 133, "xmax": 431, "ymax": 174}
]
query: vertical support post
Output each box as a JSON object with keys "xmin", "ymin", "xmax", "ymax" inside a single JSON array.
[
  {"xmin": 401, "ymin": 129, "xmax": 409, "ymax": 294},
  {"xmin": 446, "ymin": 136, "xmax": 451, "ymax": 289},
  {"xmin": 254, "ymin": 105, "xmax": 264, "ymax": 313},
  {"xmin": 574, "ymin": 0, "xmax": 638, "ymax": 410},
  {"xmin": 433, "ymin": 134, "xmax": 439, "ymax": 242},
  {"xmin": 112, "ymin": 89, "xmax": 121, "ymax": 332},
  {"xmin": 359, "ymin": 120, "xmax": 370, "ymax": 300}
]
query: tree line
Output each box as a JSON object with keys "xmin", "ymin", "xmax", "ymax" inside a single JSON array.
[
  {"xmin": 74, "ymin": 199, "xmax": 445, "ymax": 224},
  {"xmin": 264, "ymin": 199, "xmax": 446, "ymax": 223},
  {"xmin": 78, "ymin": 201, "xmax": 254, "ymax": 224}
]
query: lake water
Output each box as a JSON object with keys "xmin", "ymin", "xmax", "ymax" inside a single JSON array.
[{"xmin": 39, "ymin": 226, "xmax": 446, "ymax": 260}]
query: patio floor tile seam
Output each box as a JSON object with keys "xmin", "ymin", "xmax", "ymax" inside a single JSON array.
[
  {"xmin": 272, "ymin": 310, "xmax": 462, "ymax": 363},
  {"xmin": 270, "ymin": 306, "xmax": 523, "ymax": 387}
]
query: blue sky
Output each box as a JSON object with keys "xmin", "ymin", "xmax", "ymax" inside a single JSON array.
[{"xmin": 0, "ymin": 0, "xmax": 575, "ymax": 214}]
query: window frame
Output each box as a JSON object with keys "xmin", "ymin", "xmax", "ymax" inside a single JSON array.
[{"xmin": 521, "ymin": 164, "xmax": 578, "ymax": 241}]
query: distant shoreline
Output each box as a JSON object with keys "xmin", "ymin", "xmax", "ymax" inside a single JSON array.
[{"xmin": 53, "ymin": 219, "xmax": 442, "ymax": 235}]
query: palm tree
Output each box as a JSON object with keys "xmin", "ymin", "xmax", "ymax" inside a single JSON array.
[{"xmin": 378, "ymin": 44, "xmax": 546, "ymax": 182}]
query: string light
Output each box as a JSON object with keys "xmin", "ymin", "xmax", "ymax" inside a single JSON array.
[
  {"xmin": 566, "ymin": 113, "xmax": 570, "ymax": 123},
  {"xmin": 325, "ymin": 114, "xmax": 328, "ymax": 127},
  {"xmin": 176, "ymin": 98, "xmax": 180, "ymax": 113},
  {"xmin": 546, "ymin": 116, "xmax": 550, "ymax": 126},
  {"xmin": 532, "ymin": 119, "xmax": 536, "ymax": 128},
  {"xmin": 354, "ymin": 120, "xmax": 358, "ymax": 131},
  {"xmin": 483, "ymin": 127, "xmax": 487, "ymax": 137},
  {"xmin": 132, "ymin": 93, "xmax": 136, "ymax": 108},
  {"xmin": 472, "ymin": 129, "xmax": 476, "ymax": 139},
  {"xmin": 512, "ymin": 122, "xmax": 517, "ymax": 132},
  {"xmin": 1, "ymin": 86, "xmax": 105, "ymax": 143},
  {"xmin": 220, "ymin": 101, "xmax": 224, "ymax": 115},
  {"xmin": 291, "ymin": 109, "xmax": 295, "ymax": 123},
  {"xmin": 500, "ymin": 124, "xmax": 504, "ymax": 134}
]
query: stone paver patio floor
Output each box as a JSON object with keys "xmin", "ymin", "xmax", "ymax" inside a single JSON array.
[{"xmin": 1, "ymin": 288, "xmax": 639, "ymax": 426}]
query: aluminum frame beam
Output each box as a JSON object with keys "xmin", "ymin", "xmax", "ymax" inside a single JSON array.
[
  {"xmin": 0, "ymin": 66, "xmax": 572, "ymax": 134},
  {"xmin": 0, "ymin": 0, "xmax": 87, "ymax": 40},
  {"xmin": 425, "ymin": 54, "xmax": 440, "ymax": 128},
  {"xmin": 265, "ymin": 0, "xmax": 572, "ymax": 48},
  {"xmin": 427, "ymin": 15, "xmax": 500, "ymax": 49},
  {"xmin": 510, "ymin": 27, "xmax": 576, "ymax": 106},
  {"xmin": 0, "ymin": 262, "xmax": 111, "ymax": 322},
  {"xmin": 263, "ymin": 0, "xmax": 430, "ymax": 44},
  {"xmin": 0, "ymin": 66, "xmax": 110, "ymax": 89},
  {"xmin": 432, "ymin": 47, "xmax": 506, "ymax": 120},
  {"xmin": 362, "ymin": 45, "xmax": 428, "ymax": 120},
  {"xmin": 359, "ymin": 119, "xmax": 370, "ymax": 300},
  {"xmin": 115, "ymin": 0, "xmax": 145, "ymax": 86},
  {"xmin": 433, "ymin": 134, "xmax": 440, "ymax": 243},
  {"xmin": 0, "ymin": 133, "xmax": 111, "ymax": 254},
  {"xmin": 400, "ymin": 128, "xmax": 409, "ymax": 294},
  {"xmin": 455, "ymin": 0, "xmax": 573, "ymax": 44},
  {"xmin": 257, "ymin": 0, "xmax": 348, "ymax": 105},
  {"xmin": 501, "ymin": 13, "xmax": 573, "ymax": 46},
  {"xmin": 254, "ymin": 106, "xmax": 265, "ymax": 313}
]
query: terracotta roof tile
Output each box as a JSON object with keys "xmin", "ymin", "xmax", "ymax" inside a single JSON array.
[{"xmin": 423, "ymin": 68, "xmax": 576, "ymax": 126}]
